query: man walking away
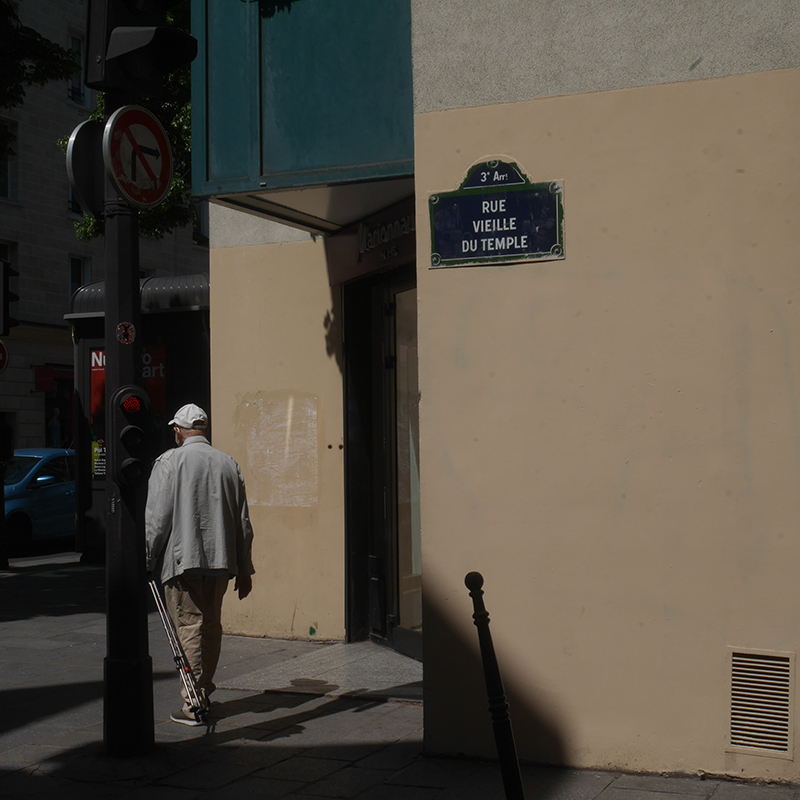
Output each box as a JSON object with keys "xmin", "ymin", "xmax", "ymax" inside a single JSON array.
[{"xmin": 145, "ymin": 403, "xmax": 255, "ymax": 726}]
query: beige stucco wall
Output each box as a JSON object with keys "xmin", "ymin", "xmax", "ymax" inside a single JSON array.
[
  {"xmin": 210, "ymin": 238, "xmax": 346, "ymax": 641},
  {"xmin": 416, "ymin": 68, "xmax": 800, "ymax": 779}
]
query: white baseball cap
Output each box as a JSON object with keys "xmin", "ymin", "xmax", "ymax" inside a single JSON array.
[{"xmin": 168, "ymin": 403, "xmax": 208, "ymax": 429}]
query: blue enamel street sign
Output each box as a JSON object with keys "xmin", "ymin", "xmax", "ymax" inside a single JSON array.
[{"xmin": 429, "ymin": 160, "xmax": 564, "ymax": 268}]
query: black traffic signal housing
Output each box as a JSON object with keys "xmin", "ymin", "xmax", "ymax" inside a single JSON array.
[
  {"xmin": 85, "ymin": 0, "xmax": 197, "ymax": 97},
  {"xmin": 110, "ymin": 385, "xmax": 152, "ymax": 487},
  {"xmin": 0, "ymin": 259, "xmax": 19, "ymax": 338}
]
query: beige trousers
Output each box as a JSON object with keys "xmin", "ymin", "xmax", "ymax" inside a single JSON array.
[{"xmin": 164, "ymin": 574, "xmax": 229, "ymax": 710}]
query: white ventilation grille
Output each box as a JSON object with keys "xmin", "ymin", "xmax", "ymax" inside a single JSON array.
[{"xmin": 729, "ymin": 649, "xmax": 793, "ymax": 758}]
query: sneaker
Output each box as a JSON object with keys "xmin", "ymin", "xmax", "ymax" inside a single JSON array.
[{"xmin": 170, "ymin": 706, "xmax": 205, "ymax": 726}]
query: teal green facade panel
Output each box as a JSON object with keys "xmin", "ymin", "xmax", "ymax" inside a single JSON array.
[{"xmin": 192, "ymin": 0, "xmax": 414, "ymax": 197}]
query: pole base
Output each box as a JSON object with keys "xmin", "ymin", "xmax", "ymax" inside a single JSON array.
[{"xmin": 103, "ymin": 655, "xmax": 154, "ymax": 756}]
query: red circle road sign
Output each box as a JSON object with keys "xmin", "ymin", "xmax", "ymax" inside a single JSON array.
[
  {"xmin": 0, "ymin": 341, "xmax": 8, "ymax": 376},
  {"xmin": 103, "ymin": 106, "xmax": 173, "ymax": 208}
]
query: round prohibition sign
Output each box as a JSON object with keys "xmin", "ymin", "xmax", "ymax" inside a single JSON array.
[{"xmin": 103, "ymin": 105, "xmax": 173, "ymax": 208}]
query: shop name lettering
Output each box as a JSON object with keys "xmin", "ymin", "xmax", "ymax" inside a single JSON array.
[
  {"xmin": 90, "ymin": 349, "xmax": 165, "ymax": 378},
  {"xmin": 358, "ymin": 214, "xmax": 415, "ymax": 261},
  {"xmin": 461, "ymin": 198, "xmax": 528, "ymax": 254}
]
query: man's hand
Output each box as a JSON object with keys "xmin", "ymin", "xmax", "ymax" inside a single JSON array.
[{"xmin": 235, "ymin": 574, "xmax": 253, "ymax": 600}]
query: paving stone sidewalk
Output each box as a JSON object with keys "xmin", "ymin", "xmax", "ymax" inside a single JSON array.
[{"xmin": 2, "ymin": 549, "xmax": 800, "ymax": 799}]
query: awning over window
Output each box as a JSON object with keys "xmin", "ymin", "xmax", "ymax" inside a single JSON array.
[{"xmin": 65, "ymin": 274, "xmax": 209, "ymax": 320}]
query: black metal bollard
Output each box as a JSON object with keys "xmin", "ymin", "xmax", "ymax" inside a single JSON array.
[{"xmin": 465, "ymin": 571, "xmax": 525, "ymax": 800}]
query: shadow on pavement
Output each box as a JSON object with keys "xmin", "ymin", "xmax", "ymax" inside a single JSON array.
[
  {"xmin": 0, "ymin": 682, "xmax": 105, "ymax": 736},
  {"xmin": 0, "ymin": 551, "xmax": 104, "ymax": 624},
  {"xmin": 204, "ymin": 690, "xmax": 390, "ymax": 743},
  {"xmin": 0, "ymin": 552, "xmax": 572, "ymax": 799},
  {"xmin": 0, "ymin": 672, "xmax": 175, "ymax": 738},
  {"xmin": 0, "ymin": 687, "xmax": 565, "ymax": 800}
]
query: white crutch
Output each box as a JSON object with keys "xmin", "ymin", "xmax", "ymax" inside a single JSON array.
[{"xmin": 149, "ymin": 578, "xmax": 207, "ymax": 724}]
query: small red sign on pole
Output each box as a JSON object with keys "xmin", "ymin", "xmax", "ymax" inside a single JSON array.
[
  {"xmin": 103, "ymin": 105, "xmax": 173, "ymax": 208},
  {"xmin": 0, "ymin": 341, "xmax": 8, "ymax": 376}
]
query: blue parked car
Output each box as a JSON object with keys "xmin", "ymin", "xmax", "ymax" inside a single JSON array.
[{"xmin": 3, "ymin": 449, "xmax": 76, "ymax": 552}]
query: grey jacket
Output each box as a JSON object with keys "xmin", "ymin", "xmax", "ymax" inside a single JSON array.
[{"xmin": 145, "ymin": 435, "xmax": 255, "ymax": 583}]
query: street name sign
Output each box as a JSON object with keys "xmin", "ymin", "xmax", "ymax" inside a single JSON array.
[
  {"xmin": 103, "ymin": 106, "xmax": 173, "ymax": 208},
  {"xmin": 429, "ymin": 160, "xmax": 564, "ymax": 268}
]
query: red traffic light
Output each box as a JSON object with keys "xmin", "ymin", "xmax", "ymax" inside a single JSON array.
[
  {"xmin": 121, "ymin": 394, "xmax": 143, "ymax": 414},
  {"xmin": 111, "ymin": 386, "xmax": 151, "ymax": 487}
]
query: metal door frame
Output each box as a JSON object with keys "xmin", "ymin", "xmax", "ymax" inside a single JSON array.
[{"xmin": 343, "ymin": 263, "xmax": 420, "ymax": 659}]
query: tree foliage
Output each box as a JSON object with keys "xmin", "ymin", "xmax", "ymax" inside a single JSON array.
[
  {"xmin": 71, "ymin": 1, "xmax": 195, "ymax": 241},
  {"xmin": 69, "ymin": 74, "xmax": 193, "ymax": 241},
  {"xmin": 3, "ymin": 0, "xmax": 195, "ymax": 241},
  {"xmin": 0, "ymin": 0, "xmax": 78, "ymax": 175}
]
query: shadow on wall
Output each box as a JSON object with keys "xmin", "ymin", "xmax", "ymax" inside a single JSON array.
[
  {"xmin": 255, "ymin": 0, "xmax": 303, "ymax": 18},
  {"xmin": 423, "ymin": 575, "xmax": 568, "ymax": 772},
  {"xmin": 324, "ymin": 301, "xmax": 343, "ymax": 374}
]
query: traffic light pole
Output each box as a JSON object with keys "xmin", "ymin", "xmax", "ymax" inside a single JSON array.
[
  {"xmin": 103, "ymin": 93, "xmax": 154, "ymax": 756},
  {"xmin": 80, "ymin": 0, "xmax": 196, "ymax": 754}
]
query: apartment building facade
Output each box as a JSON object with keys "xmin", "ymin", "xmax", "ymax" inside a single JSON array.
[{"xmin": 0, "ymin": 0, "xmax": 206, "ymax": 449}]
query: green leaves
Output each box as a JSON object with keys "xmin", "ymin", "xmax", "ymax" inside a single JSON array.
[
  {"xmin": 72, "ymin": 1, "xmax": 196, "ymax": 241},
  {"xmin": 0, "ymin": 0, "xmax": 78, "ymax": 109},
  {"xmin": 3, "ymin": 0, "xmax": 196, "ymax": 240},
  {"xmin": 1, "ymin": 0, "xmax": 79, "ymax": 175}
]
